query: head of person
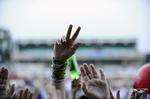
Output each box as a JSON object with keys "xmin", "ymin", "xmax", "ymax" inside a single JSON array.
[{"xmin": 133, "ymin": 63, "xmax": 150, "ymax": 93}]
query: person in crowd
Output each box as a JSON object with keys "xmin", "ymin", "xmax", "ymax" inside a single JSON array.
[
  {"xmin": 0, "ymin": 67, "xmax": 15, "ymax": 99},
  {"xmin": 130, "ymin": 89, "xmax": 149, "ymax": 99},
  {"xmin": 51, "ymin": 24, "xmax": 81, "ymax": 99},
  {"xmin": 0, "ymin": 25, "xmax": 149, "ymax": 99},
  {"xmin": 0, "ymin": 67, "xmax": 33, "ymax": 99},
  {"xmin": 11, "ymin": 88, "xmax": 32, "ymax": 99},
  {"xmin": 133, "ymin": 63, "xmax": 150, "ymax": 99},
  {"xmin": 80, "ymin": 63, "xmax": 120, "ymax": 99},
  {"xmin": 52, "ymin": 24, "xmax": 150, "ymax": 99},
  {"xmin": 80, "ymin": 63, "xmax": 110, "ymax": 99},
  {"xmin": 133, "ymin": 64, "xmax": 150, "ymax": 93},
  {"xmin": 51, "ymin": 24, "xmax": 120, "ymax": 99}
]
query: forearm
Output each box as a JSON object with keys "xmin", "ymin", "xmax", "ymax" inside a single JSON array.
[
  {"xmin": 58, "ymin": 86, "xmax": 65, "ymax": 99},
  {"xmin": 51, "ymin": 58, "xmax": 67, "ymax": 98}
]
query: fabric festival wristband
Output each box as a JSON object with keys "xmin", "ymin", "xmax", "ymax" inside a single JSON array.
[{"xmin": 52, "ymin": 59, "xmax": 67, "ymax": 80}]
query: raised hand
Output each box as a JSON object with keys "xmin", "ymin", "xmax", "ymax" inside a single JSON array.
[
  {"xmin": 0, "ymin": 67, "xmax": 15, "ymax": 98},
  {"xmin": 54, "ymin": 24, "xmax": 81, "ymax": 62},
  {"xmin": 11, "ymin": 88, "xmax": 32, "ymax": 99},
  {"xmin": 72, "ymin": 78, "xmax": 82, "ymax": 91},
  {"xmin": 0, "ymin": 67, "xmax": 8, "ymax": 85},
  {"xmin": 0, "ymin": 67, "xmax": 8, "ymax": 96},
  {"xmin": 108, "ymin": 78, "xmax": 120, "ymax": 99},
  {"xmin": 110, "ymin": 89, "xmax": 120, "ymax": 99},
  {"xmin": 130, "ymin": 89, "xmax": 148, "ymax": 99},
  {"xmin": 80, "ymin": 63, "xmax": 110, "ymax": 99},
  {"xmin": 7, "ymin": 84, "xmax": 15, "ymax": 98},
  {"xmin": 72, "ymin": 78, "xmax": 82, "ymax": 99}
]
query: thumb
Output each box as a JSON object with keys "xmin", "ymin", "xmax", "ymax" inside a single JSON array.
[
  {"xmin": 68, "ymin": 43, "xmax": 80, "ymax": 55},
  {"xmin": 72, "ymin": 43, "xmax": 81, "ymax": 51},
  {"xmin": 82, "ymin": 82, "xmax": 88, "ymax": 94}
]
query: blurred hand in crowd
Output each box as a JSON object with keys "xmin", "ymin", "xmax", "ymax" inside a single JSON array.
[
  {"xmin": 7, "ymin": 84, "xmax": 15, "ymax": 98},
  {"xmin": 80, "ymin": 63, "xmax": 110, "ymax": 99},
  {"xmin": 109, "ymin": 89, "xmax": 120, "ymax": 99},
  {"xmin": 72, "ymin": 78, "xmax": 82, "ymax": 99},
  {"xmin": 72, "ymin": 78, "xmax": 82, "ymax": 92},
  {"xmin": 0, "ymin": 67, "xmax": 8, "ymax": 98},
  {"xmin": 130, "ymin": 89, "xmax": 148, "ymax": 99},
  {"xmin": 107, "ymin": 78, "xmax": 120, "ymax": 99},
  {"xmin": 0, "ymin": 67, "xmax": 8, "ymax": 86},
  {"xmin": 11, "ymin": 88, "xmax": 32, "ymax": 99},
  {"xmin": 0, "ymin": 67, "xmax": 15, "ymax": 98},
  {"xmin": 54, "ymin": 24, "xmax": 81, "ymax": 62}
]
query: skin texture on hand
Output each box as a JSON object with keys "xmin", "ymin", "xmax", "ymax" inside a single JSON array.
[
  {"xmin": 80, "ymin": 63, "xmax": 110, "ymax": 99},
  {"xmin": 53, "ymin": 24, "xmax": 81, "ymax": 62},
  {"xmin": 11, "ymin": 88, "xmax": 32, "ymax": 99}
]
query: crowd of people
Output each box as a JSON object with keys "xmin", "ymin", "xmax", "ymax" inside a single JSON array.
[{"xmin": 0, "ymin": 25, "xmax": 150, "ymax": 99}]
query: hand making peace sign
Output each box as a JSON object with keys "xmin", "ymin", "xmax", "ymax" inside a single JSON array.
[{"xmin": 54, "ymin": 24, "xmax": 81, "ymax": 62}]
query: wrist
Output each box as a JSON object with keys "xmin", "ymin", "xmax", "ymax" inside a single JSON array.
[
  {"xmin": 52, "ymin": 58, "xmax": 68, "ymax": 80},
  {"xmin": 53, "ymin": 57, "xmax": 66, "ymax": 64}
]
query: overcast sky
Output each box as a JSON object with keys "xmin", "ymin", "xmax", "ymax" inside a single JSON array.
[{"xmin": 0, "ymin": 0, "xmax": 148, "ymax": 40}]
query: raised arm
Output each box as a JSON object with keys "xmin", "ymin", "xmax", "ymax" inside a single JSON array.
[{"xmin": 52, "ymin": 25, "xmax": 81, "ymax": 99}]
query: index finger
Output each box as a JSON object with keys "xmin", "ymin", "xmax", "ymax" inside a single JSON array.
[
  {"xmin": 66, "ymin": 24, "xmax": 73, "ymax": 40},
  {"xmin": 71, "ymin": 26, "xmax": 81, "ymax": 41}
]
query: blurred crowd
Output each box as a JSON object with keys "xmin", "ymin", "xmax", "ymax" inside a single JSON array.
[{"xmin": 0, "ymin": 25, "xmax": 150, "ymax": 99}]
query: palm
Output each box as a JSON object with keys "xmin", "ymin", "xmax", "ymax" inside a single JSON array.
[
  {"xmin": 54, "ymin": 25, "xmax": 81, "ymax": 62},
  {"xmin": 54, "ymin": 42, "xmax": 72, "ymax": 61},
  {"xmin": 80, "ymin": 63, "xmax": 110, "ymax": 99},
  {"xmin": 85, "ymin": 80, "xmax": 109, "ymax": 99}
]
